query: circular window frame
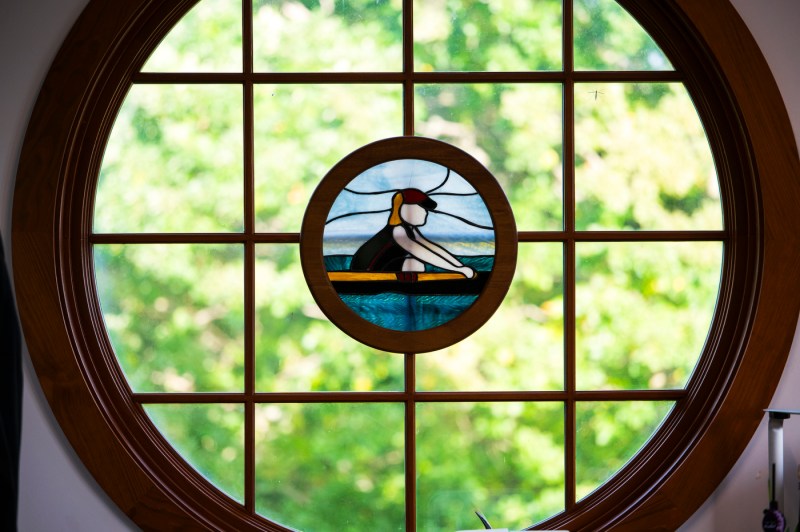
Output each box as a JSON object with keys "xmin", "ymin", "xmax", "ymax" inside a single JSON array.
[{"xmin": 11, "ymin": 0, "xmax": 800, "ymax": 530}]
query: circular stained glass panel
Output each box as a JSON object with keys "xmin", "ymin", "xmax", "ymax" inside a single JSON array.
[{"xmin": 301, "ymin": 137, "xmax": 517, "ymax": 353}]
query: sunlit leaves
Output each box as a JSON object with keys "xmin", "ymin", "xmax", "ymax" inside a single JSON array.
[
  {"xmin": 416, "ymin": 83, "xmax": 563, "ymax": 230},
  {"xmin": 96, "ymin": 85, "xmax": 244, "ymax": 233},
  {"xmin": 255, "ymin": 403, "xmax": 405, "ymax": 530},
  {"xmin": 254, "ymin": 245, "xmax": 404, "ymax": 392},
  {"xmin": 413, "ymin": 0, "xmax": 562, "ymax": 71},
  {"xmin": 576, "ymin": 242, "xmax": 722, "ymax": 390},
  {"xmin": 417, "ymin": 402, "xmax": 564, "ymax": 530},
  {"xmin": 418, "ymin": 244, "xmax": 563, "ymax": 391},
  {"xmin": 146, "ymin": 404, "xmax": 245, "ymax": 502},
  {"xmin": 95, "ymin": 244, "xmax": 245, "ymax": 392},
  {"xmin": 575, "ymin": 402, "xmax": 674, "ymax": 499},
  {"xmin": 254, "ymin": 84, "xmax": 402, "ymax": 232},
  {"xmin": 253, "ymin": 0, "xmax": 402, "ymax": 72},
  {"xmin": 142, "ymin": 0, "xmax": 243, "ymax": 72},
  {"xmin": 574, "ymin": 0, "xmax": 672, "ymax": 70},
  {"xmin": 575, "ymin": 83, "xmax": 721, "ymax": 230}
]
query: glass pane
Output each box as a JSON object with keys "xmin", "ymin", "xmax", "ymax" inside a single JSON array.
[
  {"xmin": 95, "ymin": 244, "xmax": 244, "ymax": 392},
  {"xmin": 416, "ymin": 83, "xmax": 563, "ymax": 231},
  {"xmin": 255, "ymin": 403, "xmax": 405, "ymax": 530},
  {"xmin": 95, "ymin": 84, "xmax": 244, "ymax": 233},
  {"xmin": 576, "ymin": 242, "xmax": 722, "ymax": 390},
  {"xmin": 574, "ymin": 0, "xmax": 672, "ymax": 71},
  {"xmin": 323, "ymin": 159, "xmax": 495, "ymax": 332},
  {"xmin": 575, "ymin": 83, "xmax": 721, "ymax": 231},
  {"xmin": 142, "ymin": 0, "xmax": 242, "ymax": 72},
  {"xmin": 145, "ymin": 404, "xmax": 244, "ymax": 502},
  {"xmin": 255, "ymin": 245, "xmax": 403, "ymax": 392},
  {"xmin": 417, "ymin": 402, "xmax": 564, "ymax": 530},
  {"xmin": 254, "ymin": 84, "xmax": 403, "ymax": 232},
  {"xmin": 253, "ymin": 0, "xmax": 402, "ymax": 72},
  {"xmin": 417, "ymin": 243, "xmax": 563, "ymax": 391},
  {"xmin": 413, "ymin": 0, "xmax": 561, "ymax": 72},
  {"xmin": 575, "ymin": 401, "xmax": 673, "ymax": 500}
]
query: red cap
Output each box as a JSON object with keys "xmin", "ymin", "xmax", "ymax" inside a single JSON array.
[{"xmin": 401, "ymin": 188, "xmax": 437, "ymax": 210}]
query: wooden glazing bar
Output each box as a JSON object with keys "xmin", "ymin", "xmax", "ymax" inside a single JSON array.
[
  {"xmin": 90, "ymin": 232, "xmax": 302, "ymax": 244},
  {"xmin": 131, "ymin": 388, "xmax": 686, "ymax": 404},
  {"xmin": 404, "ymin": 353, "xmax": 416, "ymax": 532},
  {"xmin": 92, "ymin": 229, "xmax": 727, "ymax": 245},
  {"xmin": 518, "ymin": 230, "xmax": 728, "ymax": 242},
  {"xmin": 132, "ymin": 70, "xmax": 684, "ymax": 85},
  {"xmin": 402, "ymin": 0, "xmax": 414, "ymax": 137},
  {"xmin": 563, "ymin": 0, "xmax": 577, "ymax": 509},
  {"xmin": 242, "ymin": 0, "xmax": 256, "ymax": 513}
]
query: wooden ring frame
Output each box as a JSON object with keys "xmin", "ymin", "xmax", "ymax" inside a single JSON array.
[{"xmin": 300, "ymin": 137, "xmax": 517, "ymax": 353}]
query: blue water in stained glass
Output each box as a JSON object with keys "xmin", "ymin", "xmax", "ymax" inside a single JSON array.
[
  {"xmin": 322, "ymin": 159, "xmax": 497, "ymax": 332},
  {"xmin": 325, "ymin": 255, "xmax": 492, "ymax": 332},
  {"xmin": 340, "ymin": 293, "xmax": 479, "ymax": 331}
]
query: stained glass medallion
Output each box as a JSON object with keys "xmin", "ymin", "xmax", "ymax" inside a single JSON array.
[{"xmin": 301, "ymin": 137, "xmax": 517, "ymax": 353}]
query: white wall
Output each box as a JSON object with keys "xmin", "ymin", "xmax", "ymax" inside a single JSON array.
[
  {"xmin": 1, "ymin": 0, "xmax": 797, "ymax": 530},
  {"xmin": 0, "ymin": 0, "xmax": 137, "ymax": 530}
]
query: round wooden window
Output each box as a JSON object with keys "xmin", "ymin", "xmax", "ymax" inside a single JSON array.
[{"xmin": 11, "ymin": 0, "xmax": 800, "ymax": 530}]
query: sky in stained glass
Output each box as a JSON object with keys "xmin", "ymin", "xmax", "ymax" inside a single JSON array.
[{"xmin": 324, "ymin": 159, "xmax": 495, "ymax": 256}]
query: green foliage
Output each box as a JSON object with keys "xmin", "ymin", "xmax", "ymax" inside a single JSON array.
[
  {"xmin": 254, "ymin": 245, "xmax": 405, "ymax": 391},
  {"xmin": 576, "ymin": 242, "xmax": 723, "ymax": 390},
  {"xmin": 96, "ymin": 244, "xmax": 245, "ymax": 392},
  {"xmin": 93, "ymin": 0, "xmax": 725, "ymax": 529},
  {"xmin": 418, "ymin": 244, "xmax": 564, "ymax": 392},
  {"xmin": 575, "ymin": 401, "xmax": 674, "ymax": 500},
  {"xmin": 143, "ymin": 0, "xmax": 243, "ymax": 72},
  {"xmin": 575, "ymin": 83, "xmax": 721, "ymax": 230},
  {"xmin": 415, "ymin": 83, "xmax": 564, "ymax": 231},
  {"xmin": 255, "ymin": 403, "xmax": 405, "ymax": 531},
  {"xmin": 146, "ymin": 404, "xmax": 245, "ymax": 502},
  {"xmin": 413, "ymin": 0, "xmax": 562, "ymax": 71},
  {"xmin": 253, "ymin": 84, "xmax": 403, "ymax": 232},
  {"xmin": 417, "ymin": 402, "xmax": 564, "ymax": 530},
  {"xmin": 253, "ymin": 0, "xmax": 403, "ymax": 72},
  {"xmin": 574, "ymin": 0, "xmax": 672, "ymax": 70},
  {"xmin": 96, "ymin": 85, "xmax": 244, "ymax": 233}
]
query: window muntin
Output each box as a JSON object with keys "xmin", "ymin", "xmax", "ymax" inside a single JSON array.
[{"xmin": 91, "ymin": 1, "xmax": 723, "ymax": 529}]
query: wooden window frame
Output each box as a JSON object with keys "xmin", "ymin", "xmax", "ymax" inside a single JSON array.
[{"xmin": 12, "ymin": 0, "xmax": 800, "ymax": 530}]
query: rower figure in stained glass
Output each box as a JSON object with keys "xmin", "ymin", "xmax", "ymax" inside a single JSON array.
[
  {"xmin": 323, "ymin": 159, "xmax": 495, "ymax": 332},
  {"xmin": 349, "ymin": 188, "xmax": 476, "ymax": 280}
]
